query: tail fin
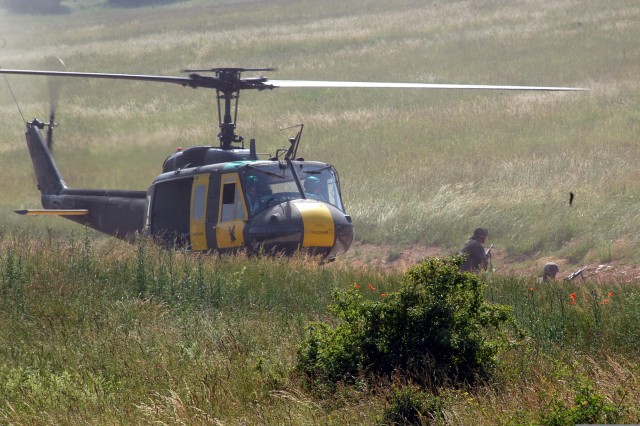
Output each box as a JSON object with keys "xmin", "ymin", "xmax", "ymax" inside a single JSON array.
[
  {"xmin": 21, "ymin": 119, "xmax": 147, "ymax": 241},
  {"xmin": 25, "ymin": 119, "xmax": 66, "ymax": 195}
]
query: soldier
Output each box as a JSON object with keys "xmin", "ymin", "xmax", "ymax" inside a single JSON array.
[
  {"xmin": 540, "ymin": 262, "xmax": 560, "ymax": 282},
  {"xmin": 304, "ymin": 176, "xmax": 323, "ymax": 200},
  {"xmin": 459, "ymin": 227, "xmax": 489, "ymax": 272},
  {"xmin": 245, "ymin": 175, "xmax": 262, "ymax": 214}
]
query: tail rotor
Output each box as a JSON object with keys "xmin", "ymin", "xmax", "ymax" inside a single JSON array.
[
  {"xmin": 45, "ymin": 56, "xmax": 65, "ymax": 151},
  {"xmin": 45, "ymin": 101, "xmax": 57, "ymax": 151}
]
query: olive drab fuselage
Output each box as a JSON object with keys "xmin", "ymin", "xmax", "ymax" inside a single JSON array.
[
  {"xmin": 147, "ymin": 148, "xmax": 354, "ymax": 257},
  {"xmin": 23, "ymin": 121, "xmax": 354, "ymax": 259}
]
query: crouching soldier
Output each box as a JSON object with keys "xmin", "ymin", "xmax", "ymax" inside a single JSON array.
[{"xmin": 459, "ymin": 227, "xmax": 489, "ymax": 272}]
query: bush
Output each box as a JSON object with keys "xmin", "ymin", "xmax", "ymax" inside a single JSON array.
[
  {"xmin": 296, "ymin": 256, "xmax": 516, "ymax": 391},
  {"xmin": 382, "ymin": 384, "xmax": 447, "ymax": 425},
  {"xmin": 540, "ymin": 380, "xmax": 621, "ymax": 426}
]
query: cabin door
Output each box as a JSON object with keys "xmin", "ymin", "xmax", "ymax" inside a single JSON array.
[{"xmin": 215, "ymin": 173, "xmax": 248, "ymax": 249}]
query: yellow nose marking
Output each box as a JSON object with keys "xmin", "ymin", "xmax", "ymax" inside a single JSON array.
[{"xmin": 294, "ymin": 201, "xmax": 335, "ymax": 247}]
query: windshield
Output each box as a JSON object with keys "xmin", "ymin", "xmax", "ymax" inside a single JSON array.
[{"xmin": 243, "ymin": 163, "xmax": 344, "ymax": 216}]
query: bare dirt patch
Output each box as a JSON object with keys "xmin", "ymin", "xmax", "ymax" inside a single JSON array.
[{"xmin": 333, "ymin": 241, "xmax": 640, "ymax": 284}]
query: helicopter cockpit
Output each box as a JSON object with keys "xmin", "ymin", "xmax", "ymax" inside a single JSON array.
[
  {"xmin": 237, "ymin": 160, "xmax": 352, "ymax": 258},
  {"xmin": 242, "ymin": 162, "xmax": 344, "ymax": 216}
]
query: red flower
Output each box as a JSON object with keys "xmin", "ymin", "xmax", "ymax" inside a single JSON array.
[
  {"xmin": 381, "ymin": 293, "xmax": 387, "ymax": 298},
  {"xmin": 368, "ymin": 284, "xmax": 377, "ymax": 291},
  {"xmin": 570, "ymin": 293, "xmax": 577, "ymax": 305},
  {"xmin": 608, "ymin": 291, "xmax": 614, "ymax": 298},
  {"xmin": 529, "ymin": 287, "xmax": 535, "ymax": 292},
  {"xmin": 353, "ymin": 283, "xmax": 360, "ymax": 289},
  {"xmin": 599, "ymin": 299, "xmax": 610, "ymax": 305}
]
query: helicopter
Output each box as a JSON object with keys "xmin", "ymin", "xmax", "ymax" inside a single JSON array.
[{"xmin": 0, "ymin": 67, "xmax": 586, "ymax": 259}]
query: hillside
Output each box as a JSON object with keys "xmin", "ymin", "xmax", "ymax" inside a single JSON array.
[{"xmin": 0, "ymin": 0, "xmax": 639, "ymax": 270}]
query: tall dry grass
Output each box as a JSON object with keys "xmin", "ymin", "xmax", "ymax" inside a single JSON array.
[
  {"xmin": 0, "ymin": 0, "xmax": 639, "ymax": 265},
  {"xmin": 1, "ymin": 231, "xmax": 639, "ymax": 423},
  {"xmin": 1, "ymin": 3, "xmax": 639, "ymax": 423}
]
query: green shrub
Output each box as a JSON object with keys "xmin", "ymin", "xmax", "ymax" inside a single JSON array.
[
  {"xmin": 382, "ymin": 384, "xmax": 447, "ymax": 425},
  {"xmin": 296, "ymin": 256, "xmax": 515, "ymax": 390},
  {"xmin": 540, "ymin": 379, "xmax": 621, "ymax": 425}
]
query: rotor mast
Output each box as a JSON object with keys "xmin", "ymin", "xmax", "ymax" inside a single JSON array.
[
  {"xmin": 215, "ymin": 69, "xmax": 243, "ymax": 149},
  {"xmin": 183, "ymin": 67, "xmax": 275, "ymax": 150}
]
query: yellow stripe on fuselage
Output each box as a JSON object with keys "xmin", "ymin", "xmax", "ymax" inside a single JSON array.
[
  {"xmin": 15, "ymin": 209, "xmax": 89, "ymax": 216},
  {"xmin": 293, "ymin": 201, "xmax": 334, "ymax": 247}
]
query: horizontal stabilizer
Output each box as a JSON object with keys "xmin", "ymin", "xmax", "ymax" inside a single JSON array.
[{"xmin": 15, "ymin": 209, "xmax": 89, "ymax": 216}]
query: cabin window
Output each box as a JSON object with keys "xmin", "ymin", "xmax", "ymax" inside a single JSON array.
[
  {"xmin": 326, "ymin": 178, "xmax": 339, "ymax": 207},
  {"xmin": 221, "ymin": 182, "xmax": 246, "ymax": 222},
  {"xmin": 233, "ymin": 185, "xmax": 245, "ymax": 219},
  {"xmin": 221, "ymin": 183, "xmax": 236, "ymax": 222},
  {"xmin": 241, "ymin": 164, "xmax": 345, "ymax": 213},
  {"xmin": 192, "ymin": 184, "xmax": 206, "ymax": 220}
]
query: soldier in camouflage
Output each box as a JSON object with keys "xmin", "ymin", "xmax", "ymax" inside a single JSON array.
[
  {"xmin": 540, "ymin": 262, "xmax": 559, "ymax": 282},
  {"xmin": 459, "ymin": 227, "xmax": 489, "ymax": 272}
]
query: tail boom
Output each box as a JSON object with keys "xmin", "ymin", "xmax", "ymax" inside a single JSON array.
[{"xmin": 23, "ymin": 120, "xmax": 147, "ymax": 241}]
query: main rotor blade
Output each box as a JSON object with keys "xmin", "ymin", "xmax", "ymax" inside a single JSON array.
[
  {"xmin": 0, "ymin": 69, "xmax": 196, "ymax": 87},
  {"xmin": 0, "ymin": 68, "xmax": 588, "ymax": 92},
  {"xmin": 182, "ymin": 67, "xmax": 276, "ymax": 73},
  {"xmin": 266, "ymin": 79, "xmax": 588, "ymax": 91}
]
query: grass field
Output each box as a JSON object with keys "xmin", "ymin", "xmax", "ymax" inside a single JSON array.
[
  {"xmin": 1, "ymin": 1, "xmax": 640, "ymax": 423},
  {"xmin": 1, "ymin": 233, "xmax": 639, "ymax": 424},
  {"xmin": 1, "ymin": 0, "xmax": 639, "ymax": 268}
]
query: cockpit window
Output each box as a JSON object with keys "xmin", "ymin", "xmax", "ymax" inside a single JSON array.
[{"xmin": 243, "ymin": 163, "xmax": 344, "ymax": 215}]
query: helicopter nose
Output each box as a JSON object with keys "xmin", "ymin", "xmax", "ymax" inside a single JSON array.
[
  {"xmin": 244, "ymin": 199, "xmax": 353, "ymax": 257},
  {"xmin": 295, "ymin": 200, "xmax": 335, "ymax": 248},
  {"xmin": 329, "ymin": 213, "xmax": 354, "ymax": 258}
]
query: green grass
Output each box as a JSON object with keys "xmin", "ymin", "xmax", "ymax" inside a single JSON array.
[
  {"xmin": 1, "ymin": 232, "xmax": 639, "ymax": 424},
  {"xmin": 1, "ymin": 3, "xmax": 640, "ymax": 421},
  {"xmin": 1, "ymin": 0, "xmax": 639, "ymax": 268}
]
